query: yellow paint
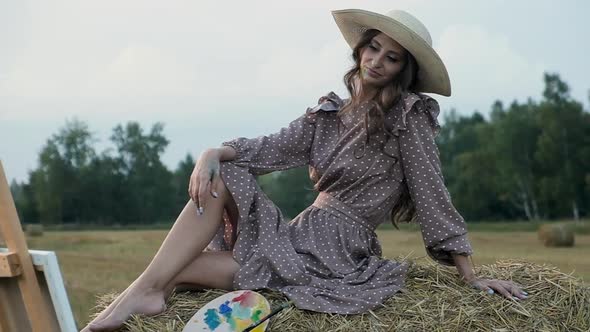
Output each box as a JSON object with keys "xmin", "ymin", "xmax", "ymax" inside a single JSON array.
[
  {"xmin": 234, "ymin": 318, "xmax": 250, "ymax": 330},
  {"xmin": 252, "ymin": 324, "xmax": 266, "ymax": 332}
]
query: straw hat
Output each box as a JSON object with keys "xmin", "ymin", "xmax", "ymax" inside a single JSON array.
[{"xmin": 331, "ymin": 8, "xmax": 451, "ymax": 96}]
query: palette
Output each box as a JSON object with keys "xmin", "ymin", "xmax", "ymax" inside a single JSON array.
[{"xmin": 182, "ymin": 290, "xmax": 271, "ymax": 332}]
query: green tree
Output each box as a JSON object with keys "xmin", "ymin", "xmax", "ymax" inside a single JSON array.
[
  {"xmin": 446, "ymin": 123, "xmax": 514, "ymax": 221},
  {"xmin": 534, "ymin": 73, "xmax": 590, "ymax": 220},
  {"xmin": 492, "ymin": 99, "xmax": 541, "ymax": 220},
  {"xmin": 172, "ymin": 153, "xmax": 195, "ymax": 213},
  {"xmin": 10, "ymin": 179, "xmax": 39, "ymax": 224},
  {"xmin": 437, "ymin": 111, "xmax": 511, "ymax": 220},
  {"xmin": 30, "ymin": 118, "xmax": 97, "ymax": 224},
  {"xmin": 110, "ymin": 122, "xmax": 174, "ymax": 224},
  {"xmin": 80, "ymin": 153, "xmax": 125, "ymax": 225},
  {"xmin": 259, "ymin": 167, "xmax": 318, "ymax": 219}
]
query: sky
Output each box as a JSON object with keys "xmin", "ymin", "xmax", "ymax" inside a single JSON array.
[{"xmin": 1, "ymin": 0, "xmax": 589, "ymax": 184}]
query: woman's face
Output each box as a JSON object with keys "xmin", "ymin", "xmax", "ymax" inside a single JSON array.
[{"xmin": 359, "ymin": 32, "xmax": 408, "ymax": 90}]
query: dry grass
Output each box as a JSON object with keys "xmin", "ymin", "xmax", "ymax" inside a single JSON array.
[
  {"xmin": 92, "ymin": 258, "xmax": 590, "ymax": 332},
  {"xmin": 21, "ymin": 229, "xmax": 590, "ymax": 329},
  {"xmin": 380, "ymin": 231, "xmax": 590, "ymax": 284}
]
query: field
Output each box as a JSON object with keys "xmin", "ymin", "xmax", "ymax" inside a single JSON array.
[{"xmin": 20, "ymin": 226, "xmax": 590, "ymax": 329}]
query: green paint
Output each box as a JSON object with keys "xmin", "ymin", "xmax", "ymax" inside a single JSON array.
[{"xmin": 251, "ymin": 309, "xmax": 263, "ymax": 322}]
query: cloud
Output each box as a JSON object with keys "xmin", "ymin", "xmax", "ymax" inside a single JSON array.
[
  {"xmin": 252, "ymin": 39, "xmax": 351, "ymax": 99},
  {"xmin": 86, "ymin": 44, "xmax": 196, "ymax": 98},
  {"xmin": 0, "ymin": 0, "xmax": 425, "ymax": 101},
  {"xmin": 436, "ymin": 24, "xmax": 545, "ymax": 114}
]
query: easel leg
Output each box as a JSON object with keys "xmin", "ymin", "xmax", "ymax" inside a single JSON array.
[{"xmin": 0, "ymin": 161, "xmax": 56, "ymax": 331}]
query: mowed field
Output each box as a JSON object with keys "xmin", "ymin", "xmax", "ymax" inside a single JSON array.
[{"xmin": 21, "ymin": 228, "xmax": 590, "ymax": 329}]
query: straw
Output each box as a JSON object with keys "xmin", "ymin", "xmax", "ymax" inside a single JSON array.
[{"xmin": 89, "ymin": 257, "xmax": 590, "ymax": 332}]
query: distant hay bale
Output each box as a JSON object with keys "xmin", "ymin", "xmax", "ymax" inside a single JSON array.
[
  {"xmin": 538, "ymin": 223, "xmax": 575, "ymax": 247},
  {"xmin": 25, "ymin": 224, "xmax": 44, "ymax": 237},
  {"xmin": 89, "ymin": 258, "xmax": 590, "ymax": 332}
]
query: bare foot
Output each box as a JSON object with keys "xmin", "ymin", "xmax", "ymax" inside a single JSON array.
[
  {"xmin": 80, "ymin": 287, "xmax": 130, "ymax": 332},
  {"xmin": 80, "ymin": 284, "xmax": 167, "ymax": 332},
  {"xmin": 93, "ymin": 287, "xmax": 132, "ymax": 321}
]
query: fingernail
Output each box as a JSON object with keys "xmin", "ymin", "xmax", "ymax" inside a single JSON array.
[
  {"xmin": 487, "ymin": 289, "xmax": 494, "ymax": 295},
  {"xmin": 212, "ymin": 191, "xmax": 219, "ymax": 198},
  {"xmin": 196, "ymin": 207, "xmax": 202, "ymax": 215},
  {"xmin": 522, "ymin": 291, "xmax": 528, "ymax": 296},
  {"xmin": 199, "ymin": 207, "xmax": 204, "ymax": 214},
  {"xmin": 512, "ymin": 296, "xmax": 520, "ymax": 301}
]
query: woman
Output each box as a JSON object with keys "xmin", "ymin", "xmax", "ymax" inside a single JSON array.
[{"xmin": 82, "ymin": 8, "xmax": 527, "ymax": 331}]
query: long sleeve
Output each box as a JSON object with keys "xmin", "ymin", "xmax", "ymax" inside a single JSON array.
[
  {"xmin": 397, "ymin": 93, "xmax": 474, "ymax": 266},
  {"xmin": 221, "ymin": 113, "xmax": 316, "ymax": 175},
  {"xmin": 221, "ymin": 92, "xmax": 343, "ymax": 176}
]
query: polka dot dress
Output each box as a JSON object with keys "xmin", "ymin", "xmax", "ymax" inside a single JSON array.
[{"xmin": 206, "ymin": 91, "xmax": 474, "ymax": 314}]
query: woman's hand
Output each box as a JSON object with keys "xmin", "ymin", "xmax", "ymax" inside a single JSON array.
[
  {"xmin": 189, "ymin": 149, "xmax": 222, "ymax": 214},
  {"xmin": 466, "ymin": 277, "xmax": 528, "ymax": 301},
  {"xmin": 452, "ymin": 254, "xmax": 527, "ymax": 301}
]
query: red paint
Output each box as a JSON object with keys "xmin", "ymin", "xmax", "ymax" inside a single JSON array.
[{"xmin": 231, "ymin": 291, "xmax": 256, "ymax": 307}]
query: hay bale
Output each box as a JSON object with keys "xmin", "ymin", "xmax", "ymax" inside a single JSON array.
[
  {"xmin": 89, "ymin": 258, "xmax": 590, "ymax": 332},
  {"xmin": 538, "ymin": 223, "xmax": 575, "ymax": 247},
  {"xmin": 25, "ymin": 224, "xmax": 44, "ymax": 237}
]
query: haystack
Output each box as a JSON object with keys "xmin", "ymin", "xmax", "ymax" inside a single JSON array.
[
  {"xmin": 538, "ymin": 223, "xmax": 575, "ymax": 247},
  {"xmin": 90, "ymin": 257, "xmax": 590, "ymax": 332},
  {"xmin": 24, "ymin": 223, "xmax": 44, "ymax": 237}
]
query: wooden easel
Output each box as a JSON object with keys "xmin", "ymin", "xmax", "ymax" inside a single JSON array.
[{"xmin": 0, "ymin": 161, "xmax": 76, "ymax": 332}]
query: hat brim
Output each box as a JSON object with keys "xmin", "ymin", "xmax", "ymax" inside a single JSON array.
[{"xmin": 332, "ymin": 9, "xmax": 451, "ymax": 96}]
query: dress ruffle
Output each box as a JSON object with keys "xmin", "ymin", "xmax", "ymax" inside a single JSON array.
[
  {"xmin": 305, "ymin": 91, "xmax": 344, "ymax": 124},
  {"xmin": 391, "ymin": 92, "xmax": 442, "ymax": 138}
]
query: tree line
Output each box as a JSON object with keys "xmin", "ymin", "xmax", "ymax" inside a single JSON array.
[{"xmin": 9, "ymin": 73, "xmax": 590, "ymax": 226}]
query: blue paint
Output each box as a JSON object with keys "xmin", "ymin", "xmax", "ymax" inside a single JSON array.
[
  {"xmin": 204, "ymin": 309, "xmax": 221, "ymax": 330},
  {"xmin": 219, "ymin": 301, "xmax": 237, "ymax": 329},
  {"xmin": 219, "ymin": 301, "xmax": 233, "ymax": 319}
]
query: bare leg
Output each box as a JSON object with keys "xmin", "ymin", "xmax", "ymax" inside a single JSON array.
[
  {"xmin": 81, "ymin": 180, "xmax": 239, "ymax": 332},
  {"xmin": 163, "ymin": 250, "xmax": 240, "ymax": 298},
  {"xmin": 84, "ymin": 251, "xmax": 239, "ymax": 332}
]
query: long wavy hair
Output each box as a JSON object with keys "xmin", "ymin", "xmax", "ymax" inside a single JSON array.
[{"xmin": 340, "ymin": 28, "xmax": 419, "ymax": 229}]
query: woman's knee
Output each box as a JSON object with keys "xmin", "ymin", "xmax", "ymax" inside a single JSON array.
[{"xmin": 215, "ymin": 174, "xmax": 231, "ymax": 198}]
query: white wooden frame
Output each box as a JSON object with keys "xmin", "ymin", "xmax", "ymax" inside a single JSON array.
[{"xmin": 0, "ymin": 248, "xmax": 77, "ymax": 332}]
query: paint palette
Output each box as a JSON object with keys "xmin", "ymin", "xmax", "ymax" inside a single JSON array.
[{"xmin": 182, "ymin": 290, "xmax": 271, "ymax": 332}]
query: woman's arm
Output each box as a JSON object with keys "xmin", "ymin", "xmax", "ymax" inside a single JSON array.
[
  {"xmin": 396, "ymin": 94, "xmax": 527, "ymax": 300},
  {"xmin": 396, "ymin": 94, "xmax": 473, "ymax": 266},
  {"xmin": 452, "ymin": 254, "xmax": 476, "ymax": 282}
]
